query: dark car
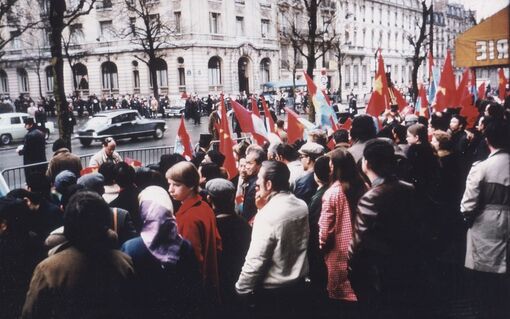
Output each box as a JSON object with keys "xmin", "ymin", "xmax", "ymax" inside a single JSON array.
[{"xmin": 77, "ymin": 110, "xmax": 166, "ymax": 146}]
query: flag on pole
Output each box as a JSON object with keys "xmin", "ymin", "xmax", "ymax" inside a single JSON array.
[
  {"xmin": 260, "ymin": 96, "xmax": 276, "ymax": 133},
  {"xmin": 435, "ymin": 50, "xmax": 456, "ymax": 111},
  {"xmin": 428, "ymin": 67, "xmax": 439, "ymax": 105},
  {"xmin": 498, "ymin": 68, "xmax": 508, "ymax": 101},
  {"xmin": 175, "ymin": 116, "xmax": 193, "ymax": 160},
  {"xmin": 303, "ymin": 71, "xmax": 338, "ymax": 128},
  {"xmin": 478, "ymin": 82, "xmax": 486, "ymax": 100},
  {"xmin": 219, "ymin": 95, "xmax": 237, "ymax": 179},
  {"xmin": 366, "ymin": 49, "xmax": 391, "ymax": 117},
  {"xmin": 285, "ymin": 107, "xmax": 305, "ymax": 144},
  {"xmin": 231, "ymin": 100, "xmax": 268, "ymax": 146},
  {"xmin": 455, "ymin": 69, "xmax": 470, "ymax": 107},
  {"xmin": 415, "ymin": 84, "xmax": 430, "ymax": 119},
  {"xmin": 251, "ymin": 97, "xmax": 261, "ymax": 117},
  {"xmin": 391, "ymin": 87, "xmax": 408, "ymax": 111}
]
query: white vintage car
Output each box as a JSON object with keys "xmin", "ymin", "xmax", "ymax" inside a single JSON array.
[{"xmin": 0, "ymin": 112, "xmax": 54, "ymax": 145}]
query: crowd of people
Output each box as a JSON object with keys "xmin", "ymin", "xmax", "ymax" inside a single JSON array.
[{"xmin": 1, "ymin": 88, "xmax": 509, "ymax": 319}]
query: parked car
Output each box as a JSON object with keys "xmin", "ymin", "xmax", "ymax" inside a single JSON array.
[
  {"xmin": 163, "ymin": 98, "xmax": 186, "ymax": 118},
  {"xmin": 77, "ymin": 110, "xmax": 166, "ymax": 146},
  {"xmin": 0, "ymin": 112, "xmax": 54, "ymax": 145}
]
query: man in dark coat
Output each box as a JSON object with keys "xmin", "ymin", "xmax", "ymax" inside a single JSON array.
[
  {"xmin": 348, "ymin": 139, "xmax": 425, "ymax": 319},
  {"xmin": 18, "ymin": 118, "xmax": 47, "ymax": 180},
  {"xmin": 241, "ymin": 146, "xmax": 267, "ymax": 223}
]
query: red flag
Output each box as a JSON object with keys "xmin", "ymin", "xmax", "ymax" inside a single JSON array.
[
  {"xmin": 392, "ymin": 88, "xmax": 408, "ymax": 111},
  {"xmin": 340, "ymin": 117, "xmax": 352, "ymax": 131},
  {"xmin": 261, "ymin": 96, "xmax": 276, "ymax": 133},
  {"xmin": 417, "ymin": 84, "xmax": 430, "ymax": 119},
  {"xmin": 366, "ymin": 49, "xmax": 391, "ymax": 117},
  {"xmin": 327, "ymin": 138, "xmax": 336, "ymax": 150},
  {"xmin": 219, "ymin": 95, "xmax": 237, "ymax": 179},
  {"xmin": 177, "ymin": 116, "xmax": 193, "ymax": 159},
  {"xmin": 181, "ymin": 91, "xmax": 188, "ymax": 99},
  {"xmin": 455, "ymin": 69, "xmax": 470, "ymax": 107},
  {"xmin": 435, "ymin": 50, "xmax": 456, "ymax": 111},
  {"xmin": 478, "ymin": 82, "xmax": 486, "ymax": 100},
  {"xmin": 251, "ymin": 97, "xmax": 261, "ymax": 117},
  {"xmin": 231, "ymin": 100, "xmax": 266, "ymax": 145},
  {"xmin": 285, "ymin": 107, "xmax": 305, "ymax": 144},
  {"xmin": 498, "ymin": 68, "xmax": 508, "ymax": 101},
  {"xmin": 460, "ymin": 89, "xmax": 479, "ymax": 129}
]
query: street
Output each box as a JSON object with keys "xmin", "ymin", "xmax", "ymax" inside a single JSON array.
[{"xmin": 0, "ymin": 115, "xmax": 211, "ymax": 171}]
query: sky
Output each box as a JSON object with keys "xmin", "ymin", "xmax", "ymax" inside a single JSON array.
[{"xmin": 457, "ymin": 0, "xmax": 508, "ymax": 22}]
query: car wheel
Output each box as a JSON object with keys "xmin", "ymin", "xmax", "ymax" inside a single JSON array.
[
  {"xmin": 153, "ymin": 126, "xmax": 164, "ymax": 139},
  {"xmin": 80, "ymin": 138, "xmax": 92, "ymax": 147},
  {"xmin": 0, "ymin": 134, "xmax": 12, "ymax": 145}
]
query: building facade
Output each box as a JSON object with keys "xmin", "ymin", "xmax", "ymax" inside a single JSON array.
[{"xmin": 0, "ymin": 0, "xmax": 475, "ymax": 102}]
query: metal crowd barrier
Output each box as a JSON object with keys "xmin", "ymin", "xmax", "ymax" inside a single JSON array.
[{"xmin": 1, "ymin": 145, "xmax": 175, "ymax": 191}]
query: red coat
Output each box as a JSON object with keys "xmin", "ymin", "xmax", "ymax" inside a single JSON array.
[{"xmin": 176, "ymin": 195, "xmax": 222, "ymax": 301}]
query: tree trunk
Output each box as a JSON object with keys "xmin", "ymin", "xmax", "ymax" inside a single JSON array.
[
  {"xmin": 50, "ymin": 0, "xmax": 72, "ymax": 151},
  {"xmin": 35, "ymin": 64, "xmax": 43, "ymax": 99},
  {"xmin": 411, "ymin": 60, "xmax": 420, "ymax": 102},
  {"xmin": 337, "ymin": 55, "xmax": 343, "ymax": 103},
  {"xmin": 149, "ymin": 57, "xmax": 159, "ymax": 101},
  {"xmin": 306, "ymin": 0, "xmax": 318, "ymax": 122}
]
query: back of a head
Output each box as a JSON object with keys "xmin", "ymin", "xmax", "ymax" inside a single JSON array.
[
  {"xmin": 135, "ymin": 167, "xmax": 167, "ymax": 191},
  {"xmin": 26, "ymin": 172, "xmax": 51, "ymax": 198},
  {"xmin": 199, "ymin": 162, "xmax": 222, "ymax": 182},
  {"xmin": 351, "ymin": 115, "xmax": 377, "ymax": 142},
  {"xmin": 98, "ymin": 162, "xmax": 116, "ymax": 186},
  {"xmin": 261, "ymin": 160, "xmax": 290, "ymax": 192},
  {"xmin": 7, "ymin": 188, "xmax": 42, "ymax": 206},
  {"xmin": 158, "ymin": 153, "xmax": 186, "ymax": 176},
  {"xmin": 280, "ymin": 144, "xmax": 298, "ymax": 162},
  {"xmin": 0, "ymin": 197, "xmax": 30, "ymax": 235},
  {"xmin": 205, "ymin": 178, "xmax": 236, "ymax": 213},
  {"xmin": 392, "ymin": 124, "xmax": 408, "ymax": 144},
  {"xmin": 328, "ymin": 147, "xmax": 358, "ymax": 183},
  {"xmin": 484, "ymin": 118, "xmax": 509, "ymax": 150},
  {"xmin": 52, "ymin": 138, "xmax": 68, "ymax": 152},
  {"xmin": 363, "ymin": 139, "xmax": 396, "ymax": 178},
  {"xmin": 206, "ymin": 149, "xmax": 226, "ymax": 167},
  {"xmin": 77, "ymin": 173, "xmax": 105, "ymax": 196},
  {"xmin": 113, "ymin": 162, "xmax": 135, "ymax": 189},
  {"xmin": 313, "ymin": 155, "xmax": 331, "ymax": 185},
  {"xmin": 333, "ymin": 129, "xmax": 349, "ymax": 144},
  {"xmin": 407, "ymin": 123, "xmax": 428, "ymax": 144},
  {"xmin": 64, "ymin": 191, "xmax": 111, "ymax": 252}
]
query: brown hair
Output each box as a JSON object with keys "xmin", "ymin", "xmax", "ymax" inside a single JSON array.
[
  {"xmin": 165, "ymin": 161, "xmax": 200, "ymax": 192},
  {"xmin": 328, "ymin": 147, "xmax": 367, "ymax": 225},
  {"xmin": 432, "ymin": 130, "xmax": 452, "ymax": 151},
  {"xmin": 407, "ymin": 123, "xmax": 428, "ymax": 144}
]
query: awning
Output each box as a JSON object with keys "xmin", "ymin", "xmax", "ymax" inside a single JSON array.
[
  {"xmin": 263, "ymin": 79, "xmax": 307, "ymax": 89},
  {"xmin": 455, "ymin": 6, "xmax": 509, "ymax": 68}
]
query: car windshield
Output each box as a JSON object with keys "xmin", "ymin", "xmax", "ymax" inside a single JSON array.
[{"xmin": 86, "ymin": 116, "xmax": 110, "ymax": 129}]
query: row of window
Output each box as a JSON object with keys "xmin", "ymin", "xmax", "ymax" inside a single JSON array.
[{"xmin": 0, "ymin": 56, "xmax": 272, "ymax": 95}]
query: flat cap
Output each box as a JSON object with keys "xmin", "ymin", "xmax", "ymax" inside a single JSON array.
[
  {"xmin": 205, "ymin": 178, "xmax": 235, "ymax": 200},
  {"xmin": 54, "ymin": 170, "xmax": 77, "ymax": 194},
  {"xmin": 298, "ymin": 142, "xmax": 325, "ymax": 156}
]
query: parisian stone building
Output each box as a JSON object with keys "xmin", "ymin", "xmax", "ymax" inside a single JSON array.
[{"xmin": 0, "ymin": 0, "xmax": 475, "ymax": 102}]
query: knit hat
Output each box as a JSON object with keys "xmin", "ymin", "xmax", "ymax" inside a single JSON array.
[
  {"xmin": 54, "ymin": 170, "xmax": 77, "ymax": 194},
  {"xmin": 77, "ymin": 173, "xmax": 105, "ymax": 195}
]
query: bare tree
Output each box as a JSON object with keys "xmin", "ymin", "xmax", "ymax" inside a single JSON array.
[
  {"xmin": 119, "ymin": 0, "xmax": 175, "ymax": 101},
  {"xmin": 48, "ymin": 0, "xmax": 97, "ymax": 151},
  {"xmin": 0, "ymin": 0, "xmax": 40, "ymax": 57},
  {"xmin": 407, "ymin": 0, "xmax": 431, "ymax": 102},
  {"xmin": 282, "ymin": 0, "xmax": 337, "ymax": 121}
]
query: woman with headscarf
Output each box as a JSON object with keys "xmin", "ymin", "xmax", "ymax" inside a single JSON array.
[{"xmin": 121, "ymin": 186, "xmax": 204, "ymax": 318}]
